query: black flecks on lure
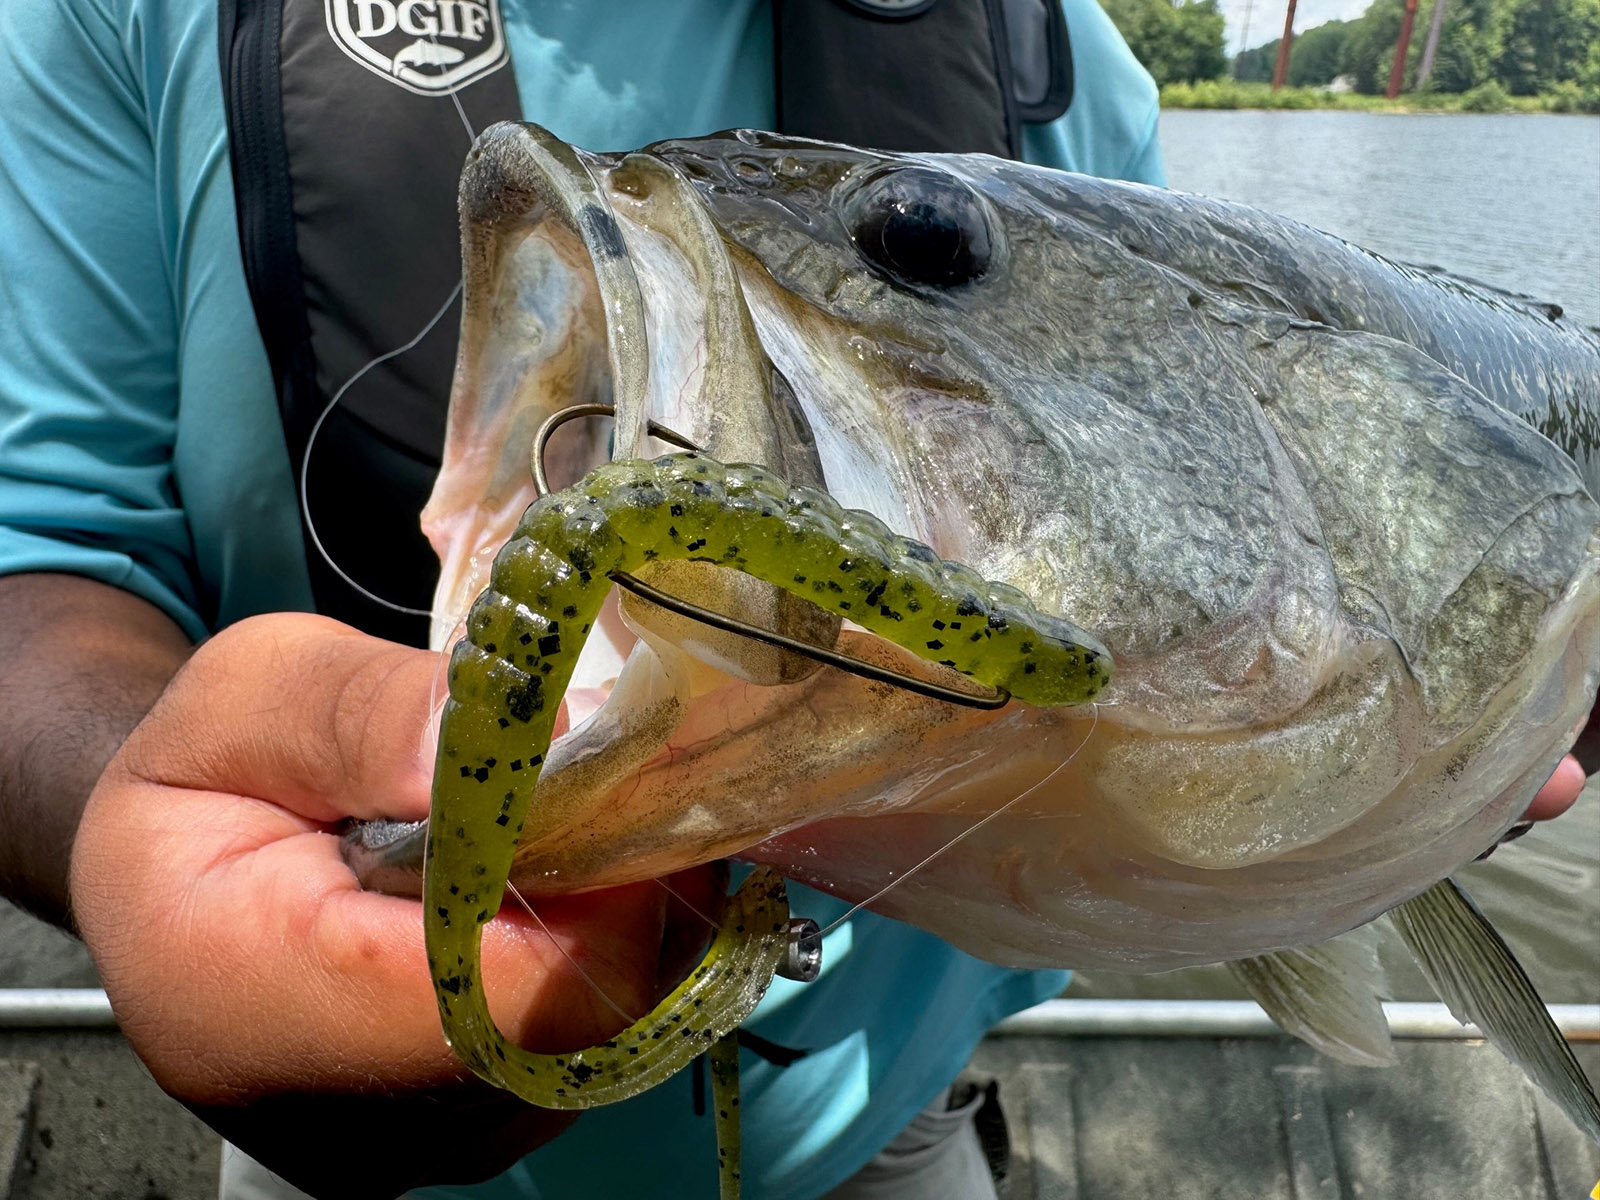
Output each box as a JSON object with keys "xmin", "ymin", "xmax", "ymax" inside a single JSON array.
[{"xmin": 424, "ymin": 452, "xmax": 1109, "ymax": 1195}]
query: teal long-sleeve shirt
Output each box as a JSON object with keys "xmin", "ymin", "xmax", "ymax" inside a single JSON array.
[{"xmin": 0, "ymin": 3, "xmax": 1163, "ymax": 1197}]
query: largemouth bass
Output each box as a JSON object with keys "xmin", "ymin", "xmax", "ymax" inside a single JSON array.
[{"xmin": 347, "ymin": 122, "xmax": 1600, "ymax": 1145}]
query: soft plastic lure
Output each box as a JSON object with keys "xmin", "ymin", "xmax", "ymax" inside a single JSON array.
[{"xmin": 425, "ymin": 452, "xmax": 1110, "ymax": 1194}]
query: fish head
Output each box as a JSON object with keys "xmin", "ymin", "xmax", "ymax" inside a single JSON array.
[{"xmin": 419, "ymin": 122, "xmax": 1600, "ymax": 970}]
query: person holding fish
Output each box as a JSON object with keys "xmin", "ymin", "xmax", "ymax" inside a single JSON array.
[{"xmin": 1, "ymin": 1, "xmax": 1595, "ymax": 1198}]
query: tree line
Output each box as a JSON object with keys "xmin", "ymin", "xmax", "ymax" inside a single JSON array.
[{"xmin": 1102, "ymin": 0, "xmax": 1600, "ymax": 103}]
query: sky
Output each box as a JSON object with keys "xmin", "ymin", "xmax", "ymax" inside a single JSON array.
[{"xmin": 1217, "ymin": 0, "xmax": 1374, "ymax": 56}]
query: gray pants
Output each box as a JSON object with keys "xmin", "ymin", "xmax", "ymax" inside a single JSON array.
[
  {"xmin": 821, "ymin": 1083, "xmax": 1000, "ymax": 1200},
  {"xmin": 220, "ymin": 1083, "xmax": 1000, "ymax": 1200}
]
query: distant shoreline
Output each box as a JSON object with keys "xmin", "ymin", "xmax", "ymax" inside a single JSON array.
[{"xmin": 1161, "ymin": 80, "xmax": 1599, "ymax": 115}]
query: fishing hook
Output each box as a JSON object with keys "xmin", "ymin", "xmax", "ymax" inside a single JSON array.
[{"xmin": 531, "ymin": 403, "xmax": 1012, "ymax": 712}]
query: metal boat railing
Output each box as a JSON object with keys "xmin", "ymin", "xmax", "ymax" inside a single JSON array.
[
  {"xmin": 3, "ymin": 988, "xmax": 1597, "ymax": 1040},
  {"xmin": 991, "ymin": 998, "xmax": 1600, "ymax": 1041}
]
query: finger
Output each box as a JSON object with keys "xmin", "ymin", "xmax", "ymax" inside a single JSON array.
[
  {"xmin": 114, "ymin": 613, "xmax": 441, "ymax": 824},
  {"xmin": 79, "ymin": 772, "xmax": 674, "ymax": 1101},
  {"xmin": 1524, "ymin": 753, "xmax": 1585, "ymax": 823}
]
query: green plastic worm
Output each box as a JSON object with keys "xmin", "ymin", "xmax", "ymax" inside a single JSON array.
[
  {"xmin": 709, "ymin": 1031, "xmax": 743, "ymax": 1200},
  {"xmin": 424, "ymin": 452, "xmax": 1111, "ymax": 1179}
]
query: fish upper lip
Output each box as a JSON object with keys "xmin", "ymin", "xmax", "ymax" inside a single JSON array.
[{"xmin": 452, "ymin": 124, "xmax": 848, "ymax": 717}]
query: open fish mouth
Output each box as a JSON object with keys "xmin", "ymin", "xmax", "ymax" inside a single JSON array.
[
  {"xmin": 406, "ymin": 123, "xmax": 1074, "ymax": 907},
  {"xmin": 350, "ymin": 122, "xmax": 1600, "ymax": 975}
]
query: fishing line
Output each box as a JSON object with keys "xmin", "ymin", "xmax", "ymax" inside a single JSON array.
[
  {"xmin": 652, "ymin": 875, "xmax": 722, "ymax": 933},
  {"xmin": 298, "ymin": 281, "xmax": 464, "ymax": 619},
  {"xmin": 296, "ymin": 70, "xmax": 477, "ymax": 620},
  {"xmin": 503, "ymin": 879, "xmax": 642, "ymax": 1025},
  {"xmin": 424, "ymin": 618, "xmax": 465, "ymax": 758},
  {"xmin": 444, "ymin": 72, "xmax": 475, "ymax": 141},
  {"xmin": 807, "ymin": 704, "xmax": 1101, "ymax": 945}
]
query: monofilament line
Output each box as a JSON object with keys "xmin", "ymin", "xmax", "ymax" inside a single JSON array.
[
  {"xmin": 806, "ymin": 705, "xmax": 1101, "ymax": 945},
  {"xmin": 297, "ymin": 70, "xmax": 477, "ymax": 620},
  {"xmin": 503, "ymin": 879, "xmax": 641, "ymax": 1026},
  {"xmin": 653, "ymin": 874, "xmax": 721, "ymax": 933},
  {"xmin": 297, "ymin": 279, "xmax": 464, "ymax": 619}
]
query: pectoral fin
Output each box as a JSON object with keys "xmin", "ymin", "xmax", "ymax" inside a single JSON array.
[
  {"xmin": 1391, "ymin": 877, "xmax": 1600, "ymax": 1144},
  {"xmin": 1228, "ymin": 926, "xmax": 1396, "ymax": 1067}
]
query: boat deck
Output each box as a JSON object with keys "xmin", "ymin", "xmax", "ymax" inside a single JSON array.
[
  {"xmin": 2, "ymin": 986, "xmax": 1598, "ymax": 1198},
  {"xmin": 977, "ymin": 1022, "xmax": 1600, "ymax": 1199}
]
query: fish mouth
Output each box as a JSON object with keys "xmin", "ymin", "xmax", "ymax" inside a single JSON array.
[
  {"xmin": 358, "ymin": 123, "xmax": 1040, "ymax": 900},
  {"xmin": 435, "ymin": 122, "xmax": 841, "ymax": 678}
]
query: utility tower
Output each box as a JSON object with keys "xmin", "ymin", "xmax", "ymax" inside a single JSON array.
[
  {"xmin": 1271, "ymin": 0, "xmax": 1298, "ymax": 91},
  {"xmin": 1387, "ymin": 0, "xmax": 1421, "ymax": 97},
  {"xmin": 1417, "ymin": 0, "xmax": 1449, "ymax": 89},
  {"xmin": 1237, "ymin": 0, "xmax": 1256, "ymax": 64}
]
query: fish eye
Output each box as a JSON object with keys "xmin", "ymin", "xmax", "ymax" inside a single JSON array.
[{"xmin": 845, "ymin": 167, "xmax": 995, "ymax": 289}]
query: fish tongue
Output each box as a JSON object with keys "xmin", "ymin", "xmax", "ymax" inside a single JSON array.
[{"xmin": 601, "ymin": 152, "xmax": 840, "ymax": 685}]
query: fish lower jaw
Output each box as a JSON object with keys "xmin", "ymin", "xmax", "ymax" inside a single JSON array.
[{"xmin": 509, "ymin": 628, "xmax": 1045, "ymax": 896}]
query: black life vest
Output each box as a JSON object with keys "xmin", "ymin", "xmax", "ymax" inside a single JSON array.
[{"xmin": 217, "ymin": 0, "xmax": 1073, "ymax": 645}]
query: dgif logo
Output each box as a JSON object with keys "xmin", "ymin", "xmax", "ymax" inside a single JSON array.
[{"xmin": 325, "ymin": 0, "xmax": 508, "ymax": 95}]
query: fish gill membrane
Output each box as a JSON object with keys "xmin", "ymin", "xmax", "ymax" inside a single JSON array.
[{"xmin": 342, "ymin": 121, "xmax": 1600, "ymax": 1145}]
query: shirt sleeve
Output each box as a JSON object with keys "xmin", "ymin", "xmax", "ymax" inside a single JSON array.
[
  {"xmin": 0, "ymin": 0, "xmax": 207, "ymax": 640},
  {"xmin": 1022, "ymin": 0, "xmax": 1168, "ymax": 187}
]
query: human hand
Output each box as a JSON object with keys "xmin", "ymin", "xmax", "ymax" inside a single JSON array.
[
  {"xmin": 71, "ymin": 613, "xmax": 717, "ymax": 1198},
  {"xmin": 1525, "ymin": 753, "xmax": 1585, "ymax": 823},
  {"xmin": 1478, "ymin": 752, "xmax": 1588, "ymax": 860}
]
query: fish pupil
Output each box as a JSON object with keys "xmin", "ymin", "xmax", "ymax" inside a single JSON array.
[{"xmin": 846, "ymin": 166, "xmax": 993, "ymax": 289}]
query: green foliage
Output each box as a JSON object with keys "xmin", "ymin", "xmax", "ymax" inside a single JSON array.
[
  {"xmin": 1159, "ymin": 77, "xmax": 1599, "ymax": 111},
  {"xmin": 1339, "ymin": 0, "xmax": 1407, "ymax": 93},
  {"xmin": 1100, "ymin": 0, "xmax": 1228, "ymax": 85},
  {"xmin": 1330, "ymin": 0, "xmax": 1600, "ymax": 96},
  {"xmin": 1161, "ymin": 0, "xmax": 1599, "ymax": 105},
  {"xmin": 1289, "ymin": 20, "xmax": 1353, "ymax": 85},
  {"xmin": 1458, "ymin": 78, "xmax": 1514, "ymax": 107},
  {"xmin": 1542, "ymin": 78, "xmax": 1600, "ymax": 110},
  {"xmin": 1532, "ymin": 0, "xmax": 1600, "ymax": 91},
  {"xmin": 1233, "ymin": 40, "xmax": 1277, "ymax": 83},
  {"xmin": 1163, "ymin": 80, "xmax": 1382, "ymax": 108},
  {"xmin": 1232, "ymin": 20, "xmax": 1352, "ymax": 85},
  {"xmin": 1420, "ymin": 0, "xmax": 1511, "ymax": 92}
]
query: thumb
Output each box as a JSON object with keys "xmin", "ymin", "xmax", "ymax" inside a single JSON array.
[{"xmin": 114, "ymin": 613, "xmax": 441, "ymax": 824}]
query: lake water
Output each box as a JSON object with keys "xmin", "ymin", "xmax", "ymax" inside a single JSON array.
[
  {"xmin": 1072, "ymin": 111, "xmax": 1600, "ymax": 1006},
  {"xmin": 1157, "ymin": 110, "xmax": 1600, "ymax": 328}
]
